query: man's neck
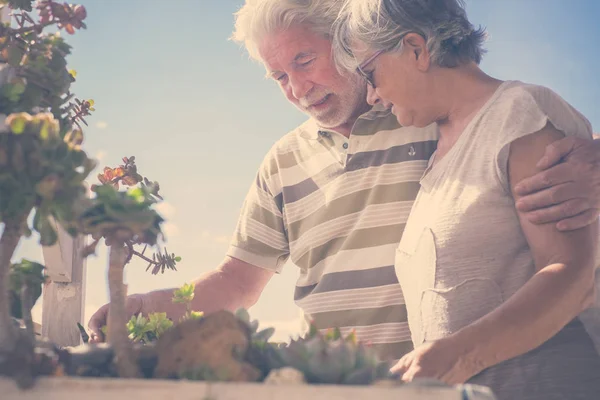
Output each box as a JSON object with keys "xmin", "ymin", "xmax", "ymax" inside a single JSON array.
[
  {"xmin": 319, "ymin": 104, "xmax": 373, "ymax": 138},
  {"xmin": 324, "ymin": 121, "xmax": 356, "ymax": 138}
]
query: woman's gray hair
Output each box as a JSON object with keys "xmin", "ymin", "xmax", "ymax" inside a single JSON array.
[
  {"xmin": 332, "ymin": 0, "xmax": 487, "ymax": 72},
  {"xmin": 231, "ymin": 0, "xmax": 344, "ymax": 61}
]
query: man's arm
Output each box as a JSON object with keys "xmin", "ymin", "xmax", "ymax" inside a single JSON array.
[
  {"xmin": 87, "ymin": 256, "xmax": 274, "ymax": 342},
  {"xmin": 514, "ymin": 135, "xmax": 600, "ymax": 231}
]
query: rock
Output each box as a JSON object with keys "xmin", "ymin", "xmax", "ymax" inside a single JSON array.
[
  {"xmin": 0, "ymin": 328, "xmax": 36, "ymax": 389},
  {"xmin": 264, "ymin": 367, "xmax": 306, "ymax": 385},
  {"xmin": 62, "ymin": 343, "xmax": 117, "ymax": 377},
  {"xmin": 133, "ymin": 343, "xmax": 158, "ymax": 378},
  {"xmin": 153, "ymin": 310, "xmax": 261, "ymax": 382}
]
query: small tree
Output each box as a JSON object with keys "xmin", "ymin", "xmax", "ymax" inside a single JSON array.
[
  {"xmin": 0, "ymin": 0, "xmax": 177, "ymax": 384},
  {"xmin": 0, "ymin": 1, "xmax": 92, "ymax": 385}
]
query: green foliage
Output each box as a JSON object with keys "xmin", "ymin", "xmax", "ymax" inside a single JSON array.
[
  {"xmin": 146, "ymin": 312, "xmax": 173, "ymax": 337},
  {"xmin": 9, "ymin": 259, "xmax": 45, "ymax": 319},
  {"xmin": 126, "ymin": 314, "xmax": 151, "ymax": 343},
  {"xmin": 273, "ymin": 323, "xmax": 391, "ymax": 385},
  {"xmin": 0, "ymin": 112, "xmax": 95, "ymax": 244},
  {"xmin": 76, "ymin": 184, "xmax": 165, "ymax": 249},
  {"xmin": 91, "ymin": 155, "xmax": 180, "ymax": 275},
  {"xmin": 4, "ymin": 0, "xmax": 34, "ymax": 12},
  {"xmin": 172, "ymin": 282, "xmax": 203, "ymax": 322},
  {"xmin": 235, "ymin": 309, "xmax": 390, "ymax": 385},
  {"xmin": 172, "ymin": 283, "xmax": 194, "ymax": 304},
  {"xmin": 125, "ymin": 312, "xmax": 174, "ymax": 344},
  {"xmin": 0, "ymin": 2, "xmax": 89, "ymax": 136}
]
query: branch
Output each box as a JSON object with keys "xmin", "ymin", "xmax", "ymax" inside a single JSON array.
[
  {"xmin": 131, "ymin": 249, "xmax": 154, "ymax": 265},
  {"xmin": 3, "ymin": 20, "xmax": 57, "ymax": 36}
]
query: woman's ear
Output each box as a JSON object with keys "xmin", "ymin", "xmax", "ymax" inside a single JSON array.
[{"xmin": 403, "ymin": 33, "xmax": 430, "ymax": 71}]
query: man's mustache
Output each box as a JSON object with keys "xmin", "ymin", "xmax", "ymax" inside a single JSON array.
[{"xmin": 299, "ymin": 93, "xmax": 331, "ymax": 108}]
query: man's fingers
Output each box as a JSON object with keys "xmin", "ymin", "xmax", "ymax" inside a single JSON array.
[
  {"xmin": 514, "ymin": 163, "xmax": 574, "ymax": 196},
  {"xmin": 87, "ymin": 303, "xmax": 109, "ymax": 341},
  {"xmin": 536, "ymin": 136, "xmax": 577, "ymax": 170},
  {"xmin": 557, "ymin": 209, "xmax": 600, "ymax": 231},
  {"xmin": 524, "ymin": 198, "xmax": 591, "ymax": 225},
  {"xmin": 89, "ymin": 333, "xmax": 103, "ymax": 344},
  {"xmin": 516, "ymin": 182, "xmax": 581, "ymax": 212}
]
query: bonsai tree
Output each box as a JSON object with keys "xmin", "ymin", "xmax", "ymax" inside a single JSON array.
[
  {"xmin": 0, "ymin": 0, "xmax": 177, "ymax": 384},
  {"xmin": 0, "ymin": 0, "xmax": 92, "ymax": 385},
  {"xmin": 74, "ymin": 157, "xmax": 181, "ymax": 377},
  {"xmin": 9, "ymin": 259, "xmax": 46, "ymax": 340}
]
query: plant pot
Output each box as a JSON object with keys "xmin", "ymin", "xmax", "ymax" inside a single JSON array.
[{"xmin": 0, "ymin": 376, "xmax": 496, "ymax": 400}]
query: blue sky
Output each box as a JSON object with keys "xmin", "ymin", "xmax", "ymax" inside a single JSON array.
[{"xmin": 12, "ymin": 0, "xmax": 600, "ymax": 339}]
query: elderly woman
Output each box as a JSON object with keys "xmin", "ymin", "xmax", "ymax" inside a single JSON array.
[{"xmin": 332, "ymin": 0, "xmax": 600, "ymax": 399}]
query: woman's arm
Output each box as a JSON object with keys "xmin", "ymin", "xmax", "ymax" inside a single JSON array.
[{"xmin": 450, "ymin": 122, "xmax": 597, "ymax": 375}]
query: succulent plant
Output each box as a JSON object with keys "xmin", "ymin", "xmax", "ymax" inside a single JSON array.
[
  {"xmin": 233, "ymin": 310, "xmax": 391, "ymax": 385},
  {"xmin": 9, "ymin": 259, "xmax": 45, "ymax": 321},
  {"xmin": 275, "ymin": 325, "xmax": 392, "ymax": 385}
]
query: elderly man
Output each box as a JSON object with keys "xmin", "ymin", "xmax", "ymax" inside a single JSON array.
[{"xmin": 89, "ymin": 0, "xmax": 600, "ymax": 361}]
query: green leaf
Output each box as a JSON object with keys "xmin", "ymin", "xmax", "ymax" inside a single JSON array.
[
  {"xmin": 254, "ymin": 327, "xmax": 275, "ymax": 343},
  {"xmin": 6, "ymin": 44, "xmax": 25, "ymax": 66},
  {"xmin": 8, "ymin": 0, "xmax": 34, "ymax": 12},
  {"xmin": 147, "ymin": 312, "xmax": 173, "ymax": 338},
  {"xmin": 35, "ymin": 213, "xmax": 58, "ymax": 247},
  {"xmin": 126, "ymin": 314, "xmax": 151, "ymax": 342},
  {"xmin": 172, "ymin": 283, "xmax": 195, "ymax": 304},
  {"xmin": 8, "ymin": 114, "xmax": 27, "ymax": 134},
  {"xmin": 188, "ymin": 311, "xmax": 204, "ymax": 320},
  {"xmin": 234, "ymin": 308, "xmax": 250, "ymax": 323}
]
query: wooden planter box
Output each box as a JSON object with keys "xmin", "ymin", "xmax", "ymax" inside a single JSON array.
[{"xmin": 1, "ymin": 376, "xmax": 496, "ymax": 400}]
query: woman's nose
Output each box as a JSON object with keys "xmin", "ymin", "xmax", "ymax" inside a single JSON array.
[{"xmin": 366, "ymin": 84, "xmax": 380, "ymax": 106}]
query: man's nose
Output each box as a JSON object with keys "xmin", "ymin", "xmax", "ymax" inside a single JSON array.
[
  {"xmin": 289, "ymin": 73, "xmax": 312, "ymax": 99},
  {"xmin": 366, "ymin": 85, "xmax": 381, "ymax": 106}
]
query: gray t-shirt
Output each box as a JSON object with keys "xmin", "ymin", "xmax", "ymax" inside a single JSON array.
[{"xmin": 395, "ymin": 80, "xmax": 600, "ymax": 400}]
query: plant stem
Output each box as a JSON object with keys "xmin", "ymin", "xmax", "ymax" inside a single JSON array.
[
  {"xmin": 0, "ymin": 223, "xmax": 21, "ymax": 353},
  {"xmin": 131, "ymin": 249, "xmax": 155, "ymax": 265},
  {"xmin": 3, "ymin": 20, "xmax": 57, "ymax": 36},
  {"xmin": 107, "ymin": 243, "xmax": 141, "ymax": 378},
  {"xmin": 19, "ymin": 285, "xmax": 34, "ymax": 342}
]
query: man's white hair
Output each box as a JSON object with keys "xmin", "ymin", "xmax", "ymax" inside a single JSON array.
[{"xmin": 231, "ymin": 0, "xmax": 343, "ymax": 61}]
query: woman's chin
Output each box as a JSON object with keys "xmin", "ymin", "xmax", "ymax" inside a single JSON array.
[
  {"xmin": 393, "ymin": 111, "xmax": 414, "ymax": 128},
  {"xmin": 394, "ymin": 112, "xmax": 433, "ymax": 128}
]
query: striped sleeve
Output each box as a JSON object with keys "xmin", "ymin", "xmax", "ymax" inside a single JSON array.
[{"xmin": 227, "ymin": 154, "xmax": 290, "ymax": 273}]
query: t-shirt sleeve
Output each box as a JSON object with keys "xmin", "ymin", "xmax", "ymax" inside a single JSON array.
[
  {"xmin": 226, "ymin": 154, "xmax": 290, "ymax": 273},
  {"xmin": 494, "ymin": 83, "xmax": 594, "ymax": 192}
]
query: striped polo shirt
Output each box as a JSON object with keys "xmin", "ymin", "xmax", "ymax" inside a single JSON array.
[{"xmin": 227, "ymin": 106, "xmax": 438, "ymax": 360}]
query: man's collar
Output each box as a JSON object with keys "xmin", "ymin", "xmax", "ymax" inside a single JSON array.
[{"xmin": 298, "ymin": 103, "xmax": 392, "ymax": 140}]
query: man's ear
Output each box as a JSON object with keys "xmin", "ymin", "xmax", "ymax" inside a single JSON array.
[{"xmin": 403, "ymin": 33, "xmax": 430, "ymax": 71}]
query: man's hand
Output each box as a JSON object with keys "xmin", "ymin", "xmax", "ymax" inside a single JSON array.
[
  {"xmin": 514, "ymin": 136, "xmax": 600, "ymax": 231},
  {"xmin": 87, "ymin": 294, "xmax": 144, "ymax": 343},
  {"xmin": 390, "ymin": 339, "xmax": 480, "ymax": 385}
]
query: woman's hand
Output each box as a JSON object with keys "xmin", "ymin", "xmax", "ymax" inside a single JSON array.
[{"xmin": 390, "ymin": 338, "xmax": 482, "ymax": 385}]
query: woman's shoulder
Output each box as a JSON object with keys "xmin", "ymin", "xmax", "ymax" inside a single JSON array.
[
  {"xmin": 491, "ymin": 80, "xmax": 593, "ymax": 139},
  {"xmin": 485, "ymin": 80, "xmax": 593, "ymax": 191}
]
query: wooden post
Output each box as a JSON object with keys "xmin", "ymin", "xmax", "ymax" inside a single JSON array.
[{"xmin": 41, "ymin": 220, "xmax": 87, "ymax": 347}]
